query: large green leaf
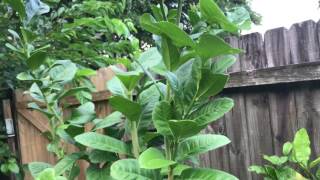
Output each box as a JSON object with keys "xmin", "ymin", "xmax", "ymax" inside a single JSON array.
[
  {"xmin": 179, "ymin": 168, "xmax": 238, "ymax": 180},
  {"xmin": 161, "ymin": 37, "xmax": 180, "ymax": 71},
  {"xmin": 110, "ymin": 159, "xmax": 159, "ymax": 180},
  {"xmin": 196, "ymin": 34, "xmax": 241, "ymax": 60},
  {"xmin": 177, "ymin": 134, "xmax": 230, "ymax": 160},
  {"xmin": 197, "ymin": 71, "xmax": 229, "ymax": 99},
  {"xmin": 4, "ymin": 0, "xmax": 26, "ymax": 19},
  {"xmin": 200, "ymin": 0, "xmax": 238, "ymax": 33},
  {"xmin": 157, "ymin": 22, "xmax": 195, "ymax": 47},
  {"xmin": 140, "ymin": 13, "xmax": 162, "ymax": 35},
  {"xmin": 93, "ymin": 111, "xmax": 122, "ymax": 130},
  {"xmin": 27, "ymin": 51, "xmax": 48, "ymax": 70},
  {"xmin": 86, "ymin": 166, "xmax": 113, "ymax": 180},
  {"xmin": 88, "ymin": 150, "xmax": 117, "ymax": 164},
  {"xmin": 112, "ymin": 67, "xmax": 143, "ymax": 91},
  {"xmin": 292, "ymin": 128, "xmax": 311, "ymax": 166},
  {"xmin": 28, "ymin": 162, "xmax": 52, "ymax": 178},
  {"xmin": 211, "ymin": 55, "xmax": 237, "ymax": 73},
  {"xmin": 54, "ymin": 153, "xmax": 82, "ymax": 175},
  {"xmin": 136, "ymin": 47, "xmax": 162, "ymax": 71},
  {"xmin": 190, "ymin": 98, "xmax": 234, "ymax": 126},
  {"xmin": 49, "ymin": 60, "xmax": 77, "ymax": 83},
  {"xmin": 107, "ymin": 77, "xmax": 127, "ymax": 97},
  {"xmin": 227, "ymin": 7, "xmax": 252, "ymax": 30},
  {"xmin": 29, "ymin": 83, "xmax": 45, "ymax": 103},
  {"xmin": 75, "ymin": 132, "xmax": 131, "ymax": 155},
  {"xmin": 175, "ymin": 58, "xmax": 202, "ymax": 106},
  {"xmin": 263, "ymin": 155, "xmax": 288, "ymax": 166},
  {"xmin": 68, "ymin": 102, "xmax": 96, "ymax": 125},
  {"xmin": 152, "ymin": 101, "xmax": 173, "ymax": 136},
  {"xmin": 109, "ymin": 95, "xmax": 142, "ymax": 121},
  {"xmin": 139, "ymin": 148, "xmax": 176, "ymax": 169},
  {"xmin": 57, "ymin": 87, "xmax": 90, "ymax": 100},
  {"xmin": 168, "ymin": 120, "xmax": 202, "ymax": 139}
]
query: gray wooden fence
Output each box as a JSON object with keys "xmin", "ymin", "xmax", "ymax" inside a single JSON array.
[{"xmin": 201, "ymin": 20, "xmax": 320, "ymax": 180}]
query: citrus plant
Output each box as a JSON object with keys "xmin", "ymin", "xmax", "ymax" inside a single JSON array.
[{"xmin": 250, "ymin": 128, "xmax": 320, "ymax": 180}]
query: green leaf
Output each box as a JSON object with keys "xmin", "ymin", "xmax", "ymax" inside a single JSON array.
[
  {"xmin": 292, "ymin": 128, "xmax": 311, "ymax": 166},
  {"xmin": 191, "ymin": 98, "xmax": 234, "ymax": 126},
  {"xmin": 30, "ymin": 83, "xmax": 45, "ymax": 103},
  {"xmin": 248, "ymin": 165, "xmax": 266, "ymax": 175},
  {"xmin": 135, "ymin": 47, "xmax": 162, "ymax": 71},
  {"xmin": 54, "ymin": 153, "xmax": 82, "ymax": 175},
  {"xmin": 282, "ymin": 142, "xmax": 293, "ymax": 156},
  {"xmin": 161, "ymin": 37, "xmax": 180, "ymax": 71},
  {"xmin": 140, "ymin": 13, "xmax": 162, "ymax": 34},
  {"xmin": 4, "ymin": 0, "xmax": 26, "ymax": 19},
  {"xmin": 107, "ymin": 77, "xmax": 127, "ymax": 97},
  {"xmin": 93, "ymin": 111, "xmax": 122, "ymax": 130},
  {"xmin": 88, "ymin": 150, "xmax": 117, "ymax": 164},
  {"xmin": 197, "ymin": 71, "xmax": 229, "ymax": 99},
  {"xmin": 57, "ymin": 87, "xmax": 90, "ymax": 100},
  {"xmin": 211, "ymin": 55, "xmax": 237, "ymax": 73},
  {"xmin": 75, "ymin": 132, "xmax": 131, "ymax": 155},
  {"xmin": 35, "ymin": 168, "xmax": 56, "ymax": 180},
  {"xmin": 28, "ymin": 162, "xmax": 52, "ymax": 178},
  {"xmin": 152, "ymin": 101, "xmax": 172, "ymax": 136},
  {"xmin": 7, "ymin": 163, "xmax": 19, "ymax": 173},
  {"xmin": 49, "ymin": 60, "xmax": 77, "ymax": 83},
  {"xmin": 168, "ymin": 120, "xmax": 202, "ymax": 139},
  {"xmin": 139, "ymin": 148, "xmax": 176, "ymax": 169},
  {"xmin": 200, "ymin": 0, "xmax": 238, "ymax": 33},
  {"xmin": 227, "ymin": 7, "xmax": 252, "ymax": 30},
  {"xmin": 17, "ymin": 72, "xmax": 34, "ymax": 81},
  {"xmin": 263, "ymin": 155, "xmax": 288, "ymax": 166},
  {"xmin": 310, "ymin": 157, "xmax": 320, "ymax": 168},
  {"xmin": 110, "ymin": 159, "xmax": 159, "ymax": 180},
  {"xmin": 113, "ymin": 69, "xmax": 143, "ymax": 91},
  {"xmin": 76, "ymin": 69, "xmax": 96, "ymax": 77},
  {"xmin": 86, "ymin": 165, "xmax": 113, "ymax": 180},
  {"xmin": 177, "ymin": 134, "xmax": 230, "ymax": 160},
  {"xmin": 180, "ymin": 168, "xmax": 238, "ymax": 180},
  {"xmin": 68, "ymin": 102, "xmax": 96, "ymax": 125},
  {"xmin": 109, "ymin": 95, "xmax": 142, "ymax": 121},
  {"xmin": 157, "ymin": 22, "xmax": 195, "ymax": 47},
  {"xmin": 27, "ymin": 51, "xmax": 48, "ymax": 70},
  {"xmin": 196, "ymin": 34, "xmax": 241, "ymax": 60}
]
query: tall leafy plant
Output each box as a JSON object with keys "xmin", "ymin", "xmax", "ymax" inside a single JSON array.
[{"xmin": 75, "ymin": 0, "xmax": 242, "ymax": 179}]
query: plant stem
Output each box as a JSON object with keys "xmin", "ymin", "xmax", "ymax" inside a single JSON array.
[
  {"xmin": 130, "ymin": 120, "xmax": 140, "ymax": 158},
  {"xmin": 176, "ymin": 0, "xmax": 184, "ymax": 25}
]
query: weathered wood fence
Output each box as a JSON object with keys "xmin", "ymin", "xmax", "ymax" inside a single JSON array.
[
  {"xmin": 7, "ymin": 19, "xmax": 320, "ymax": 180},
  {"xmin": 201, "ymin": 19, "xmax": 320, "ymax": 180}
]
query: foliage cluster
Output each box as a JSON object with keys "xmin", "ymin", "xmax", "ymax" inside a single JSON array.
[{"xmin": 2, "ymin": 0, "xmax": 261, "ymax": 180}]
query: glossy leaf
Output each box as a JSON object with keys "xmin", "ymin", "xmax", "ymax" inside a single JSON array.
[
  {"xmin": 196, "ymin": 34, "xmax": 241, "ymax": 60},
  {"xmin": 200, "ymin": 0, "xmax": 238, "ymax": 33},
  {"xmin": 30, "ymin": 83, "xmax": 45, "ymax": 103},
  {"xmin": 107, "ymin": 77, "xmax": 127, "ymax": 97},
  {"xmin": 109, "ymin": 95, "xmax": 142, "ymax": 121},
  {"xmin": 263, "ymin": 155, "xmax": 288, "ymax": 166},
  {"xmin": 282, "ymin": 142, "xmax": 293, "ymax": 156},
  {"xmin": 197, "ymin": 71, "xmax": 229, "ymax": 99},
  {"xmin": 93, "ymin": 111, "xmax": 122, "ymax": 130},
  {"xmin": 76, "ymin": 69, "xmax": 96, "ymax": 77},
  {"xmin": 86, "ymin": 166, "xmax": 113, "ymax": 180},
  {"xmin": 168, "ymin": 120, "xmax": 202, "ymax": 139},
  {"xmin": 180, "ymin": 168, "xmax": 238, "ymax": 180},
  {"xmin": 140, "ymin": 13, "xmax": 162, "ymax": 34},
  {"xmin": 191, "ymin": 98, "xmax": 234, "ymax": 126},
  {"xmin": 28, "ymin": 162, "xmax": 52, "ymax": 178},
  {"xmin": 54, "ymin": 153, "xmax": 82, "ymax": 175},
  {"xmin": 139, "ymin": 148, "xmax": 176, "ymax": 169},
  {"xmin": 292, "ymin": 128, "xmax": 311, "ymax": 166},
  {"xmin": 161, "ymin": 37, "xmax": 180, "ymax": 71},
  {"xmin": 152, "ymin": 101, "xmax": 173, "ymax": 136},
  {"xmin": 211, "ymin": 55, "xmax": 237, "ymax": 73},
  {"xmin": 49, "ymin": 60, "xmax": 77, "ymax": 83},
  {"xmin": 114, "ymin": 70, "xmax": 143, "ymax": 91},
  {"xmin": 157, "ymin": 22, "xmax": 195, "ymax": 47},
  {"xmin": 177, "ymin": 134, "xmax": 230, "ymax": 160},
  {"xmin": 110, "ymin": 159, "xmax": 159, "ymax": 180},
  {"xmin": 26, "ymin": 51, "xmax": 48, "ymax": 70},
  {"xmin": 75, "ymin": 132, "xmax": 131, "ymax": 155},
  {"xmin": 68, "ymin": 102, "xmax": 96, "ymax": 125},
  {"xmin": 57, "ymin": 87, "xmax": 90, "ymax": 100}
]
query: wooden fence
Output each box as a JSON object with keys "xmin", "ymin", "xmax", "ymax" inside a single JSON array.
[
  {"xmin": 201, "ymin": 19, "xmax": 320, "ymax": 180},
  {"xmin": 9, "ymin": 19, "xmax": 320, "ymax": 180}
]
